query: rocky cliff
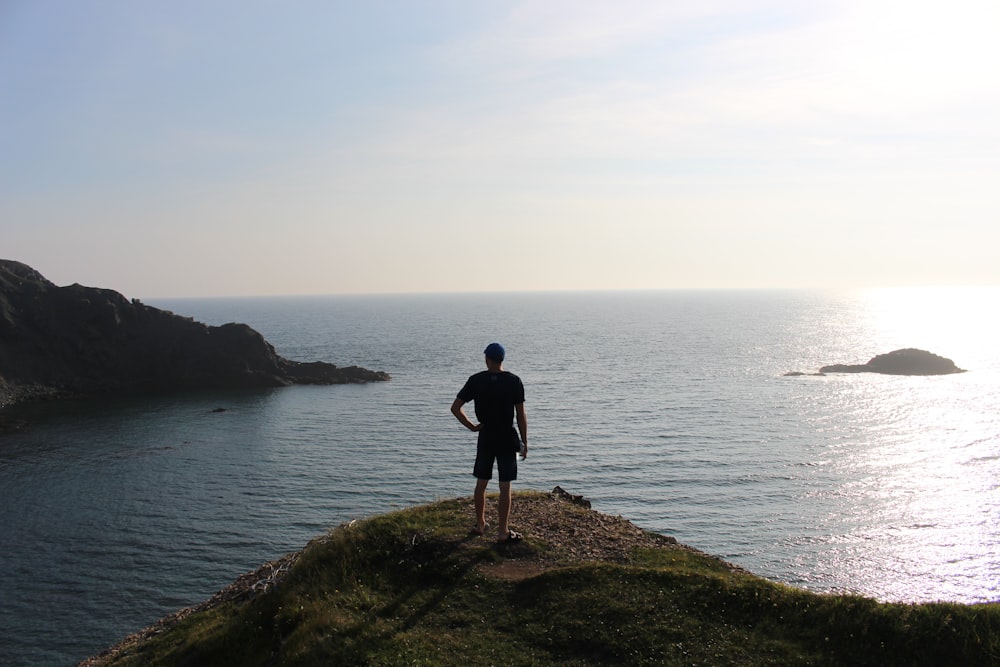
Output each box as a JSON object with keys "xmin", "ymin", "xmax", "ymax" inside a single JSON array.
[{"xmin": 0, "ymin": 260, "xmax": 389, "ymax": 407}]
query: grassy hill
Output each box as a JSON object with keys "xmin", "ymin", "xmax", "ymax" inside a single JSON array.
[{"xmin": 82, "ymin": 490, "xmax": 1000, "ymax": 666}]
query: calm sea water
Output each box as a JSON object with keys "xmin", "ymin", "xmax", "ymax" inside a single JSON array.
[{"xmin": 2, "ymin": 289, "xmax": 999, "ymax": 665}]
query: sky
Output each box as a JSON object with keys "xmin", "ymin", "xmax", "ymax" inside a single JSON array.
[{"xmin": 2, "ymin": 0, "xmax": 999, "ymax": 298}]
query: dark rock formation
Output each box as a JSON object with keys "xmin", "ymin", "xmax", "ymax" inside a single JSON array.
[
  {"xmin": 551, "ymin": 485, "xmax": 592, "ymax": 509},
  {"xmin": 817, "ymin": 348, "xmax": 966, "ymax": 376},
  {"xmin": 0, "ymin": 259, "xmax": 389, "ymax": 408}
]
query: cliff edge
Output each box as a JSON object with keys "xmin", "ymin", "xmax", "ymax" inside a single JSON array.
[
  {"xmin": 0, "ymin": 260, "xmax": 389, "ymax": 408},
  {"xmin": 79, "ymin": 490, "xmax": 1000, "ymax": 667}
]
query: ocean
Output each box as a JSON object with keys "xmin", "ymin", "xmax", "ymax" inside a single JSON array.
[{"xmin": 1, "ymin": 288, "xmax": 998, "ymax": 665}]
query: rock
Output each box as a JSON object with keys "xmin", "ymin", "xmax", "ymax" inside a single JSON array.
[
  {"xmin": 0, "ymin": 259, "xmax": 390, "ymax": 408},
  {"xmin": 551, "ymin": 486, "xmax": 592, "ymax": 509},
  {"xmin": 818, "ymin": 348, "xmax": 966, "ymax": 376}
]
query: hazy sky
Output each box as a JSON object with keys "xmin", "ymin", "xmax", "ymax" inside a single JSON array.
[{"xmin": 3, "ymin": 1, "xmax": 998, "ymax": 297}]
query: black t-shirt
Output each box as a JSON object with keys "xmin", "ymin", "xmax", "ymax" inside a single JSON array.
[{"xmin": 457, "ymin": 370, "xmax": 525, "ymax": 449}]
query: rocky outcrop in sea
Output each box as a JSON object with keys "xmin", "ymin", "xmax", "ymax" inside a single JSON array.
[
  {"xmin": 785, "ymin": 348, "xmax": 966, "ymax": 377},
  {"xmin": 0, "ymin": 259, "xmax": 390, "ymax": 408}
]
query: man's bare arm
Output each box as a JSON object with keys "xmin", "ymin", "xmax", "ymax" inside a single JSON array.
[
  {"xmin": 515, "ymin": 402, "xmax": 527, "ymax": 458},
  {"xmin": 451, "ymin": 398, "xmax": 480, "ymax": 431}
]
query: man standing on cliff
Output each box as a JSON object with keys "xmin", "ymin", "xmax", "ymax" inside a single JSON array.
[{"xmin": 451, "ymin": 342, "xmax": 528, "ymax": 543}]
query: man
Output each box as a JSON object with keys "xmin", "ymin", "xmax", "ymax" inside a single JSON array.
[{"xmin": 451, "ymin": 342, "xmax": 528, "ymax": 543}]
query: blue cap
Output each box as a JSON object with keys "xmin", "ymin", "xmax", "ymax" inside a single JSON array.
[{"xmin": 484, "ymin": 342, "xmax": 505, "ymax": 362}]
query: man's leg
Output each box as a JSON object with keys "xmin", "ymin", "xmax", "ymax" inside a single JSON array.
[
  {"xmin": 497, "ymin": 480, "xmax": 512, "ymax": 539},
  {"xmin": 474, "ymin": 478, "xmax": 489, "ymax": 534}
]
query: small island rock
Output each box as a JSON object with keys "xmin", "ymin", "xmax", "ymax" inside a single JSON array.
[{"xmin": 818, "ymin": 348, "xmax": 966, "ymax": 376}]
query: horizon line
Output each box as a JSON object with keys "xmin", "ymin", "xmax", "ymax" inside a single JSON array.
[{"xmin": 140, "ymin": 284, "xmax": 1000, "ymax": 301}]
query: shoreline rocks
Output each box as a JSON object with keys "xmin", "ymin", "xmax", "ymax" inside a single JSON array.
[{"xmin": 0, "ymin": 259, "xmax": 390, "ymax": 411}]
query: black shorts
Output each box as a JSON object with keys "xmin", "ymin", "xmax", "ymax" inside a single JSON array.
[{"xmin": 473, "ymin": 444, "xmax": 518, "ymax": 482}]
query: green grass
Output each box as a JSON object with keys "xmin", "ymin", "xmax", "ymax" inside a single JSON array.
[{"xmin": 96, "ymin": 495, "xmax": 1000, "ymax": 666}]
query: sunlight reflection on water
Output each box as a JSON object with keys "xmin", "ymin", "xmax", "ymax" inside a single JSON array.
[{"xmin": 806, "ymin": 366, "xmax": 1000, "ymax": 602}]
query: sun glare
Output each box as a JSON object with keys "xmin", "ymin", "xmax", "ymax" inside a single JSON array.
[
  {"xmin": 844, "ymin": 284, "xmax": 1000, "ymax": 601},
  {"xmin": 836, "ymin": 1, "xmax": 1000, "ymax": 112},
  {"xmin": 860, "ymin": 286, "xmax": 1000, "ymax": 372}
]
